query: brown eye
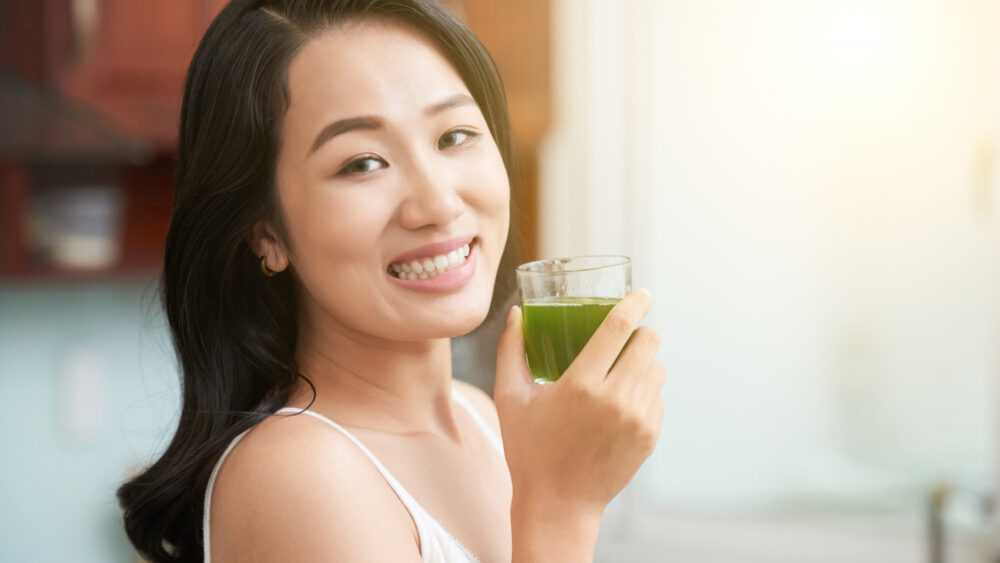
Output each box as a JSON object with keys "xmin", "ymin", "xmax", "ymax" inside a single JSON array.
[
  {"xmin": 339, "ymin": 155, "xmax": 386, "ymax": 176},
  {"xmin": 438, "ymin": 129, "xmax": 478, "ymax": 149}
]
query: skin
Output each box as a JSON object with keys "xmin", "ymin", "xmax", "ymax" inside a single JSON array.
[
  {"xmin": 216, "ymin": 20, "xmax": 512, "ymax": 563},
  {"xmin": 211, "ymin": 17, "xmax": 666, "ymax": 563}
]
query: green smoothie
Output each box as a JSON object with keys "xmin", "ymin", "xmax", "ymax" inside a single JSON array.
[{"xmin": 522, "ymin": 297, "xmax": 620, "ymax": 383}]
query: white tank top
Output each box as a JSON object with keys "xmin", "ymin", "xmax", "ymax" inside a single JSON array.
[{"xmin": 202, "ymin": 386, "xmax": 505, "ymax": 563}]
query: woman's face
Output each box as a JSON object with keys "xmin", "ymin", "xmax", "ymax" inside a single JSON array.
[{"xmin": 267, "ymin": 20, "xmax": 510, "ymax": 343}]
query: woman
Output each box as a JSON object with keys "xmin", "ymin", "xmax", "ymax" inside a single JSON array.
[{"xmin": 118, "ymin": 1, "xmax": 666, "ymax": 561}]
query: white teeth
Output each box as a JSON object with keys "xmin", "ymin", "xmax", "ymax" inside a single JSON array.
[{"xmin": 390, "ymin": 241, "xmax": 474, "ymax": 280}]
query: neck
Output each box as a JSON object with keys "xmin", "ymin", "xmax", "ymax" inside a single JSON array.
[{"xmin": 290, "ymin": 314, "xmax": 460, "ymax": 439}]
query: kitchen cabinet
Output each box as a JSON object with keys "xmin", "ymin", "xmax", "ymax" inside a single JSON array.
[
  {"xmin": 0, "ymin": 0, "xmax": 226, "ymax": 280},
  {"xmin": 0, "ymin": 0, "xmax": 549, "ymax": 279}
]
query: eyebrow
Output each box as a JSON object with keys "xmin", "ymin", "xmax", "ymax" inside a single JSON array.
[
  {"xmin": 309, "ymin": 116, "xmax": 381, "ymax": 155},
  {"xmin": 308, "ymin": 93, "xmax": 477, "ymax": 156}
]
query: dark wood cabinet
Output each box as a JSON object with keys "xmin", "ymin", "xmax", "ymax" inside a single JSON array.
[
  {"xmin": 0, "ymin": 0, "xmax": 226, "ymax": 280},
  {"xmin": 0, "ymin": 0, "xmax": 549, "ymax": 280},
  {"xmin": 55, "ymin": 0, "xmax": 228, "ymax": 148}
]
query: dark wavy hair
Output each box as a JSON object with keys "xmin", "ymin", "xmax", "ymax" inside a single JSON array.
[{"xmin": 116, "ymin": 1, "xmax": 519, "ymax": 561}]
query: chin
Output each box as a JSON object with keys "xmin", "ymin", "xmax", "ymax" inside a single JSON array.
[
  {"xmin": 429, "ymin": 301, "xmax": 493, "ymax": 339},
  {"xmin": 400, "ymin": 292, "xmax": 493, "ymax": 341}
]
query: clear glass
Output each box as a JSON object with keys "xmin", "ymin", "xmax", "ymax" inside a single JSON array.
[{"xmin": 516, "ymin": 256, "xmax": 632, "ymax": 383}]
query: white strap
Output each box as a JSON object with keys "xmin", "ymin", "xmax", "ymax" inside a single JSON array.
[
  {"xmin": 203, "ymin": 384, "xmax": 498, "ymax": 563},
  {"xmin": 271, "ymin": 400, "xmax": 481, "ymax": 562},
  {"xmin": 449, "ymin": 388, "xmax": 505, "ymax": 460},
  {"xmin": 202, "ymin": 426, "xmax": 252, "ymax": 563}
]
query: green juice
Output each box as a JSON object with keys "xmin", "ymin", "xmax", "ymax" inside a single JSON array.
[{"xmin": 522, "ymin": 297, "xmax": 620, "ymax": 383}]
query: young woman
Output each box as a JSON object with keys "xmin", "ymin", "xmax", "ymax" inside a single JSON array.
[{"xmin": 117, "ymin": 1, "xmax": 666, "ymax": 561}]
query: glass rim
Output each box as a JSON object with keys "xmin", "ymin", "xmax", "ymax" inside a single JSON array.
[{"xmin": 516, "ymin": 255, "xmax": 631, "ymax": 276}]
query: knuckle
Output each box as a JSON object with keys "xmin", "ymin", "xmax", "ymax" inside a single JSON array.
[
  {"xmin": 652, "ymin": 362, "xmax": 667, "ymax": 385},
  {"xmin": 641, "ymin": 413, "xmax": 662, "ymax": 448},
  {"xmin": 632, "ymin": 327, "xmax": 661, "ymax": 349},
  {"xmin": 565, "ymin": 378, "xmax": 597, "ymax": 401},
  {"xmin": 612, "ymin": 387, "xmax": 633, "ymax": 411},
  {"xmin": 620, "ymin": 408, "xmax": 644, "ymax": 433},
  {"xmin": 640, "ymin": 424, "xmax": 659, "ymax": 452},
  {"xmin": 600, "ymin": 388, "xmax": 624, "ymax": 411},
  {"xmin": 492, "ymin": 384, "xmax": 514, "ymax": 404},
  {"xmin": 603, "ymin": 311, "xmax": 634, "ymax": 337}
]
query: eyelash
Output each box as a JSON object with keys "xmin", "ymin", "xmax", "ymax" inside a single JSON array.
[
  {"xmin": 438, "ymin": 128, "xmax": 480, "ymax": 149},
  {"xmin": 335, "ymin": 128, "xmax": 481, "ymax": 177},
  {"xmin": 337, "ymin": 154, "xmax": 386, "ymax": 176}
]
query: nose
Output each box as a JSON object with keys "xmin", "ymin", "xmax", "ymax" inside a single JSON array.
[{"xmin": 397, "ymin": 153, "xmax": 465, "ymax": 230}]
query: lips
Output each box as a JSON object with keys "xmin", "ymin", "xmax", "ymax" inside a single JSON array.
[
  {"xmin": 387, "ymin": 235, "xmax": 476, "ymax": 277},
  {"xmin": 388, "ymin": 242, "xmax": 471, "ymax": 279},
  {"xmin": 385, "ymin": 236, "xmax": 479, "ymax": 292},
  {"xmin": 388, "ymin": 235, "xmax": 476, "ymax": 266}
]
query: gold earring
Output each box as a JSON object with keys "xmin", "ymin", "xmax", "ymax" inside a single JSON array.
[{"xmin": 260, "ymin": 256, "xmax": 277, "ymax": 277}]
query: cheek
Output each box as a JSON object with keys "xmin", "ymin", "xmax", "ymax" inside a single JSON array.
[
  {"xmin": 284, "ymin": 187, "xmax": 398, "ymax": 333},
  {"xmin": 484, "ymin": 156, "xmax": 511, "ymax": 240},
  {"xmin": 465, "ymin": 145, "xmax": 511, "ymax": 221},
  {"xmin": 282, "ymin": 184, "xmax": 392, "ymax": 286}
]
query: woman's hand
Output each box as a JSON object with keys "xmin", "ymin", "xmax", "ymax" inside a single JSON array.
[{"xmin": 494, "ymin": 289, "xmax": 666, "ymax": 518}]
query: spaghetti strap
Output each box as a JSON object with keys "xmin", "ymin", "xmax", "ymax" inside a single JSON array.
[
  {"xmin": 202, "ymin": 425, "xmax": 252, "ymax": 563},
  {"xmin": 269, "ymin": 401, "xmax": 482, "ymax": 562},
  {"xmin": 202, "ymin": 383, "xmax": 499, "ymax": 563},
  {"xmin": 450, "ymin": 387, "xmax": 505, "ymax": 460}
]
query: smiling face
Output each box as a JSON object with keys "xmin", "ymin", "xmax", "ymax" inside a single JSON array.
[{"xmin": 256, "ymin": 19, "xmax": 510, "ymax": 343}]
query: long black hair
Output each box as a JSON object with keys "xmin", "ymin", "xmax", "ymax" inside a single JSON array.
[{"xmin": 117, "ymin": 1, "xmax": 519, "ymax": 561}]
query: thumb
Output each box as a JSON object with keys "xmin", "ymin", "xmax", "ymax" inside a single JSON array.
[{"xmin": 494, "ymin": 305, "xmax": 533, "ymax": 403}]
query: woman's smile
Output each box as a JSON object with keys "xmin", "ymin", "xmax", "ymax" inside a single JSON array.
[
  {"xmin": 127, "ymin": 3, "xmax": 523, "ymax": 562},
  {"xmin": 265, "ymin": 20, "xmax": 510, "ymax": 341},
  {"xmin": 387, "ymin": 237, "xmax": 479, "ymax": 292}
]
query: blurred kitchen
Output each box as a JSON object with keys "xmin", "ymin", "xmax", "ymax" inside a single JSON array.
[{"xmin": 1, "ymin": 0, "xmax": 998, "ymax": 562}]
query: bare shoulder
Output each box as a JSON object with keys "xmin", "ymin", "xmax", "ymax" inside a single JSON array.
[
  {"xmin": 208, "ymin": 411, "xmax": 421, "ymax": 563},
  {"xmin": 453, "ymin": 379, "xmax": 501, "ymax": 436}
]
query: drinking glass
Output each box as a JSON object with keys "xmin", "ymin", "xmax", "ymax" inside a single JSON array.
[{"xmin": 516, "ymin": 256, "xmax": 632, "ymax": 383}]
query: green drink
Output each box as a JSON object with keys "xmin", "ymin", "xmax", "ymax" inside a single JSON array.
[
  {"xmin": 522, "ymin": 297, "xmax": 620, "ymax": 383},
  {"xmin": 517, "ymin": 256, "xmax": 631, "ymax": 384}
]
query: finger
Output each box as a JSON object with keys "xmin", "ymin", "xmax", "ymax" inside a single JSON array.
[
  {"xmin": 494, "ymin": 306, "xmax": 534, "ymax": 404},
  {"xmin": 564, "ymin": 288, "xmax": 653, "ymax": 386},
  {"xmin": 606, "ymin": 326, "xmax": 660, "ymax": 394},
  {"xmin": 647, "ymin": 394, "xmax": 665, "ymax": 454},
  {"xmin": 635, "ymin": 361, "xmax": 667, "ymax": 415}
]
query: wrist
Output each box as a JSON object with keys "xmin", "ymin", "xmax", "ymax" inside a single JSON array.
[
  {"xmin": 510, "ymin": 491, "xmax": 603, "ymax": 563},
  {"xmin": 511, "ymin": 490, "xmax": 604, "ymax": 524}
]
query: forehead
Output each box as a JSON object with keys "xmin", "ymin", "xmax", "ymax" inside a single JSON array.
[{"xmin": 283, "ymin": 20, "xmax": 471, "ymax": 129}]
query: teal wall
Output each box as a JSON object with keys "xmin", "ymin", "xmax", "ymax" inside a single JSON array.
[{"xmin": 0, "ymin": 281, "xmax": 180, "ymax": 563}]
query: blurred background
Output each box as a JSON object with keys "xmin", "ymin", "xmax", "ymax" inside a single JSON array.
[{"xmin": 1, "ymin": 0, "xmax": 997, "ymax": 561}]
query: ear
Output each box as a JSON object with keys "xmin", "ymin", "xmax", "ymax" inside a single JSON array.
[{"xmin": 247, "ymin": 220, "xmax": 290, "ymax": 274}]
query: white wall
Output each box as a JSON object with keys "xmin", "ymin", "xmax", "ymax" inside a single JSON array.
[
  {"xmin": 542, "ymin": 0, "xmax": 1000, "ymax": 545},
  {"xmin": 0, "ymin": 283, "xmax": 180, "ymax": 563}
]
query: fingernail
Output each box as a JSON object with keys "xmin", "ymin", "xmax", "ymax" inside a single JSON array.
[
  {"xmin": 638, "ymin": 287, "xmax": 652, "ymax": 300},
  {"xmin": 507, "ymin": 305, "xmax": 521, "ymax": 326}
]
